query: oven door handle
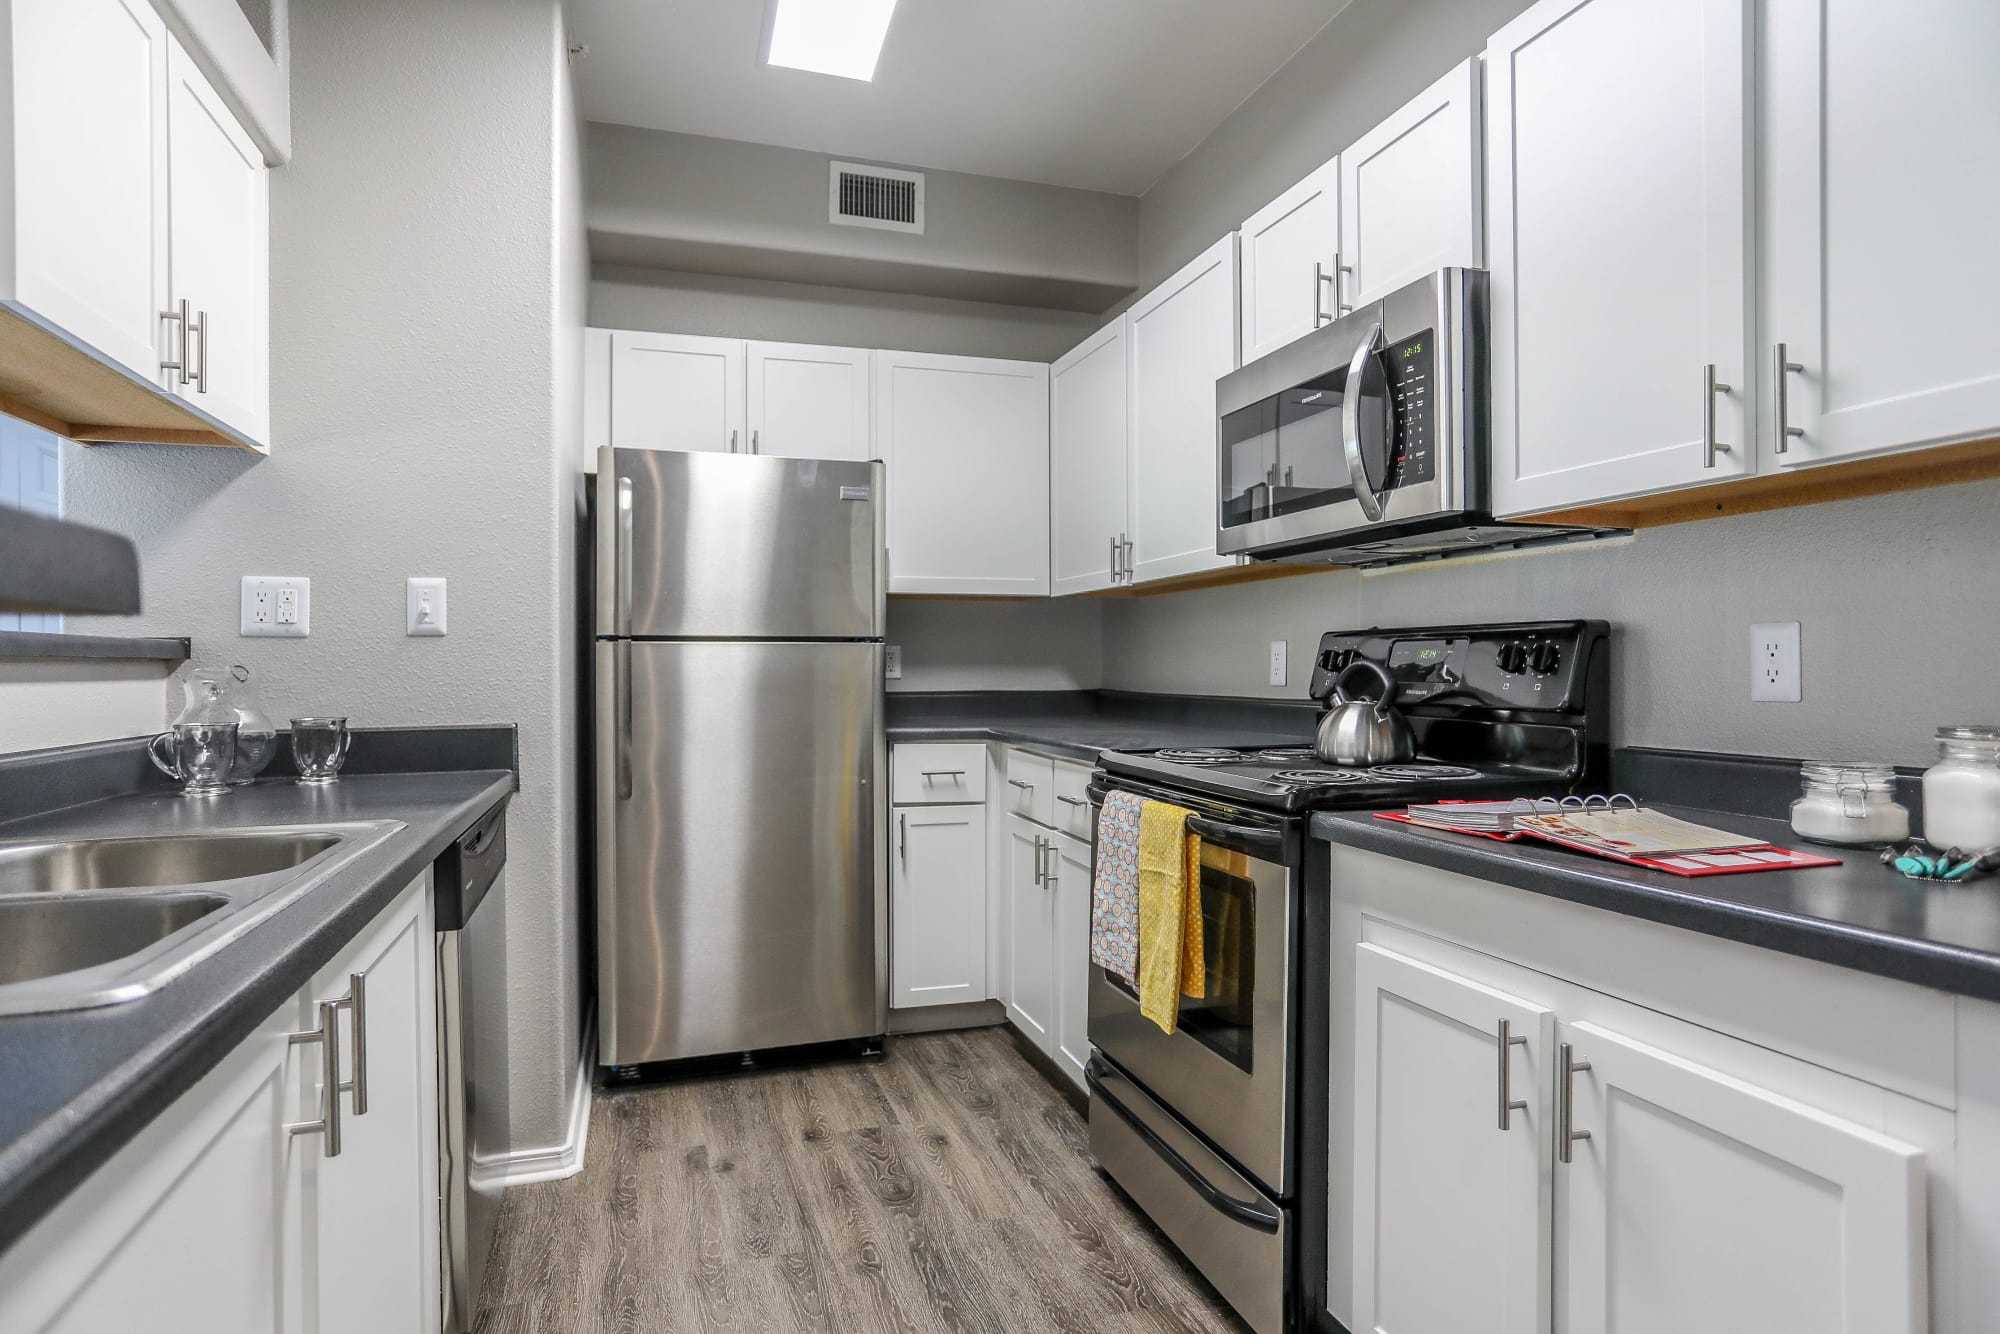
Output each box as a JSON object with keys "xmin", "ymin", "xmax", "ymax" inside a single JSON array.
[
  {"xmin": 1184, "ymin": 815, "xmax": 1287, "ymax": 863},
  {"xmin": 1085, "ymin": 1057, "xmax": 1282, "ymax": 1235}
]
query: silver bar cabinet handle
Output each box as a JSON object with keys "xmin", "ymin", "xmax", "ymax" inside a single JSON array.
[
  {"xmin": 1774, "ymin": 343, "xmax": 1803, "ymax": 454},
  {"xmin": 729, "ymin": 428, "xmax": 739, "ymax": 453},
  {"xmin": 1338, "ymin": 262, "xmax": 1355, "ymax": 314},
  {"xmin": 1042, "ymin": 838, "xmax": 1058, "ymax": 886},
  {"xmin": 1031, "ymin": 835, "xmax": 1045, "ymax": 886},
  {"xmin": 1121, "ymin": 536, "xmax": 1133, "ymax": 583},
  {"xmin": 1557, "ymin": 1041, "xmax": 1592, "ymax": 1164},
  {"xmin": 1703, "ymin": 363, "xmax": 1733, "ymax": 468},
  {"xmin": 159, "ymin": 298, "xmax": 190, "ymax": 383},
  {"xmin": 1056, "ymin": 795, "xmax": 1087, "ymax": 809},
  {"xmin": 1110, "ymin": 534, "xmax": 1121, "ymax": 582},
  {"xmin": 920, "ymin": 769, "xmax": 966, "ymax": 780},
  {"xmin": 190, "ymin": 308, "xmax": 209, "ymax": 394},
  {"xmin": 1496, "ymin": 1019, "xmax": 1529, "ymax": 1131},
  {"xmin": 335, "ymin": 971, "xmax": 367, "ymax": 1115},
  {"xmin": 898, "ymin": 811, "xmax": 907, "ymax": 864},
  {"xmin": 1313, "ymin": 260, "xmax": 1332, "ymax": 326},
  {"xmin": 1007, "ymin": 779, "xmax": 1034, "ymax": 793},
  {"xmin": 288, "ymin": 999, "xmax": 343, "ymax": 1156},
  {"xmin": 751, "ymin": 429, "xmax": 760, "ymax": 454}
]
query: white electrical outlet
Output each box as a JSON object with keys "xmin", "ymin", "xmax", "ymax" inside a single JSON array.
[
  {"xmin": 241, "ymin": 576, "xmax": 310, "ymax": 637},
  {"xmin": 1751, "ymin": 622, "xmax": 1801, "ymax": 702},
  {"xmin": 884, "ymin": 645, "xmax": 902, "ymax": 679},
  {"xmin": 1268, "ymin": 640, "xmax": 1288, "ymax": 687},
  {"xmin": 406, "ymin": 577, "xmax": 447, "ymax": 636}
]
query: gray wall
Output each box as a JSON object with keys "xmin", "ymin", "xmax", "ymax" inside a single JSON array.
[
  {"xmin": 1100, "ymin": 0, "xmax": 1996, "ymax": 770},
  {"xmin": 887, "ymin": 600, "xmax": 1104, "ymax": 693},
  {"xmin": 64, "ymin": 0, "xmax": 587, "ymax": 1157},
  {"xmin": 588, "ymin": 122, "xmax": 1140, "ymax": 312},
  {"xmin": 1103, "ymin": 478, "xmax": 2000, "ymax": 768},
  {"xmin": 591, "ymin": 264, "xmax": 1097, "ymax": 363}
]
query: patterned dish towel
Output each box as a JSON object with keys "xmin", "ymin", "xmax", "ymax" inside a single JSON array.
[{"xmin": 1090, "ymin": 791, "xmax": 1144, "ymax": 982}]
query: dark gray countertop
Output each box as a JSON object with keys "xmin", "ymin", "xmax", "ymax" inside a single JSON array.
[
  {"xmin": 0, "ymin": 748, "xmax": 513, "ymax": 1255},
  {"xmin": 885, "ymin": 689, "xmax": 1319, "ymax": 763},
  {"xmin": 1311, "ymin": 803, "xmax": 2000, "ymax": 1000}
]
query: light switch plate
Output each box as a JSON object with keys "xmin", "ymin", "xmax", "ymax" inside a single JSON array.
[
  {"xmin": 406, "ymin": 577, "xmax": 447, "ymax": 636},
  {"xmin": 241, "ymin": 576, "xmax": 309, "ymax": 637},
  {"xmin": 884, "ymin": 645, "xmax": 902, "ymax": 679},
  {"xmin": 1268, "ymin": 640, "xmax": 1288, "ymax": 687},
  {"xmin": 1751, "ymin": 622, "xmax": 1801, "ymax": 702}
]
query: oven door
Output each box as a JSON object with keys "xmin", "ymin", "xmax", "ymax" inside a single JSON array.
[
  {"xmin": 1215, "ymin": 267, "xmax": 1481, "ymax": 560},
  {"xmin": 1087, "ymin": 786, "xmax": 1296, "ymax": 1194}
]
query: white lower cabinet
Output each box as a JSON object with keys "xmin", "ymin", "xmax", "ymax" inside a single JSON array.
[
  {"xmin": 1004, "ymin": 811, "xmax": 1056, "ymax": 1048},
  {"xmin": 890, "ymin": 803, "xmax": 988, "ymax": 1008},
  {"xmin": 1049, "ymin": 831, "xmax": 1093, "ymax": 1088},
  {"xmin": 1352, "ymin": 944, "xmax": 1551, "ymax": 1334},
  {"xmin": 1347, "ymin": 930, "xmax": 1929, "ymax": 1334},
  {"xmin": 0, "ymin": 873, "xmax": 438, "ymax": 1334}
]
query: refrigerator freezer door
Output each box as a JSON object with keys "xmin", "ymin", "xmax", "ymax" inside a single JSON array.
[
  {"xmin": 595, "ymin": 448, "xmax": 884, "ymax": 640},
  {"xmin": 595, "ymin": 639, "xmax": 887, "ymax": 1066}
]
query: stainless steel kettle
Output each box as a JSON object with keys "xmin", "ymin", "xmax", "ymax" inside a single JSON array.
[{"xmin": 1315, "ymin": 660, "xmax": 1416, "ymax": 767}]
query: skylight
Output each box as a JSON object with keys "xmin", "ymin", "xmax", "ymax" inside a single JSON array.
[{"xmin": 764, "ymin": 0, "xmax": 899, "ymax": 83}]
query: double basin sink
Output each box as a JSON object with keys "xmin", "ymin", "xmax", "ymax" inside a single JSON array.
[{"xmin": 0, "ymin": 821, "xmax": 400, "ymax": 1015}]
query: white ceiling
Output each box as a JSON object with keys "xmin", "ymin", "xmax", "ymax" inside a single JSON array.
[{"xmin": 567, "ymin": 0, "xmax": 1354, "ymax": 196}]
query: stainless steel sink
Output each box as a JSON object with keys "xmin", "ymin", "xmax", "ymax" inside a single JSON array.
[
  {"xmin": 0, "ymin": 893, "xmax": 231, "ymax": 985},
  {"xmin": 0, "ymin": 831, "xmax": 343, "ymax": 894},
  {"xmin": 0, "ymin": 821, "xmax": 402, "ymax": 1015}
]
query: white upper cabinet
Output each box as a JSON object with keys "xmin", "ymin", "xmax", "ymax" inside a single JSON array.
[
  {"xmin": 1126, "ymin": 233, "xmax": 1239, "ymax": 585},
  {"xmin": 5, "ymin": 0, "xmax": 171, "ymax": 380},
  {"xmin": 746, "ymin": 340, "xmax": 872, "ymax": 461},
  {"xmin": 1762, "ymin": 0, "xmax": 2000, "ymax": 470},
  {"xmin": 1487, "ymin": 0, "xmax": 1754, "ymax": 518},
  {"xmin": 608, "ymin": 331, "xmax": 747, "ymax": 454},
  {"xmin": 165, "ymin": 37, "xmax": 269, "ymax": 445},
  {"xmin": 1238, "ymin": 156, "xmax": 1340, "ymax": 364},
  {"xmin": 1559, "ymin": 1017, "xmax": 1926, "ymax": 1334},
  {"xmin": 875, "ymin": 350, "xmax": 1050, "ymax": 596},
  {"xmin": 1050, "ymin": 319, "xmax": 1130, "ymax": 595},
  {"xmin": 1339, "ymin": 58, "xmax": 1484, "ymax": 310},
  {"xmin": 1352, "ymin": 946, "xmax": 1552, "ymax": 1334}
]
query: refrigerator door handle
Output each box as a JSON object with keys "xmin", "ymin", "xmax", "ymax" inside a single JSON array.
[
  {"xmin": 615, "ymin": 639, "xmax": 633, "ymax": 800},
  {"xmin": 615, "ymin": 475, "xmax": 634, "ymax": 637}
]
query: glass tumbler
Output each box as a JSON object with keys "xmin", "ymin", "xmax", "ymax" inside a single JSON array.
[
  {"xmin": 291, "ymin": 717, "xmax": 352, "ymax": 785},
  {"xmin": 148, "ymin": 721, "xmax": 239, "ymax": 796}
]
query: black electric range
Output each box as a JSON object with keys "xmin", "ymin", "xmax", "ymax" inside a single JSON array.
[{"xmin": 1085, "ymin": 620, "xmax": 1610, "ymax": 1334}]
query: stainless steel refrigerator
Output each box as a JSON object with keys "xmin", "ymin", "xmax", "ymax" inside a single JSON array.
[{"xmin": 592, "ymin": 446, "xmax": 887, "ymax": 1068}]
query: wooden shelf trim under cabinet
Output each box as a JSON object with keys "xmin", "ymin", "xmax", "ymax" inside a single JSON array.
[
  {"xmin": 0, "ymin": 307, "xmax": 261, "ymax": 452},
  {"xmin": 1521, "ymin": 433, "xmax": 2000, "ymax": 530}
]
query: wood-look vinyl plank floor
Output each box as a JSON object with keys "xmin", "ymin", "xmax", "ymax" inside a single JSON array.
[{"xmin": 474, "ymin": 1027, "xmax": 1253, "ymax": 1334}]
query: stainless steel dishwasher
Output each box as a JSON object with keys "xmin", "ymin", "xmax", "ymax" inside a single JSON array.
[{"xmin": 435, "ymin": 801, "xmax": 508, "ymax": 1334}]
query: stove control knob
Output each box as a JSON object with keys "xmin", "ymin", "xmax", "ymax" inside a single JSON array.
[
  {"xmin": 1495, "ymin": 641, "xmax": 1530, "ymax": 675},
  {"xmin": 1529, "ymin": 642, "xmax": 1563, "ymax": 676}
]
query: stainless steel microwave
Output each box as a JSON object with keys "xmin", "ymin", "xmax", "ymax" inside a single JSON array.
[{"xmin": 1215, "ymin": 267, "xmax": 1602, "ymax": 566}]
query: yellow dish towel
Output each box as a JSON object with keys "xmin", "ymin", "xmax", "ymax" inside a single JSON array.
[{"xmin": 1137, "ymin": 800, "xmax": 1207, "ymax": 1034}]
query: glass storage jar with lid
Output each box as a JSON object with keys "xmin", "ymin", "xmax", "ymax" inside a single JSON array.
[
  {"xmin": 1790, "ymin": 763, "xmax": 1910, "ymax": 847},
  {"xmin": 1923, "ymin": 726, "xmax": 2000, "ymax": 851}
]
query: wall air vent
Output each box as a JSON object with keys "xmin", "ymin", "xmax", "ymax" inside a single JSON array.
[{"xmin": 829, "ymin": 161, "xmax": 924, "ymax": 233}]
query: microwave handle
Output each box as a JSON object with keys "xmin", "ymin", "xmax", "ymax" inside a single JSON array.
[{"xmin": 1340, "ymin": 321, "xmax": 1387, "ymax": 522}]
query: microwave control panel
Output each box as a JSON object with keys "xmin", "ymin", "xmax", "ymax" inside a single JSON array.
[{"xmin": 1383, "ymin": 331, "xmax": 1436, "ymax": 492}]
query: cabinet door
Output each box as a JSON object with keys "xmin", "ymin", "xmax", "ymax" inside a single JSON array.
[
  {"xmin": 609, "ymin": 331, "xmax": 746, "ymax": 453},
  {"xmin": 1352, "ymin": 945, "xmax": 1551, "ymax": 1334},
  {"xmin": 1339, "ymin": 58, "xmax": 1483, "ymax": 310},
  {"xmin": 7, "ymin": 0, "xmax": 171, "ymax": 379},
  {"xmin": 1558, "ymin": 1018, "xmax": 1926, "ymax": 1334},
  {"xmin": 1238, "ymin": 156, "xmax": 1339, "ymax": 363},
  {"xmin": 1050, "ymin": 320, "xmax": 1129, "ymax": 595},
  {"xmin": 306, "ymin": 875, "xmax": 439, "ymax": 1334},
  {"xmin": 166, "ymin": 37, "xmax": 270, "ymax": 446},
  {"xmin": 746, "ymin": 340, "xmax": 872, "ymax": 461},
  {"xmin": 1763, "ymin": 0, "xmax": 2000, "ymax": 468},
  {"xmin": 1004, "ymin": 814, "xmax": 1054, "ymax": 1050},
  {"xmin": 891, "ymin": 804, "xmax": 987, "ymax": 1008},
  {"xmin": 0, "ymin": 995, "xmax": 308, "ymax": 1334},
  {"xmin": 1487, "ymin": 0, "xmax": 1753, "ymax": 517},
  {"xmin": 1126, "ymin": 234, "xmax": 1238, "ymax": 585},
  {"xmin": 875, "ymin": 351, "xmax": 1050, "ymax": 596},
  {"xmin": 1049, "ymin": 832, "xmax": 1093, "ymax": 1090}
]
